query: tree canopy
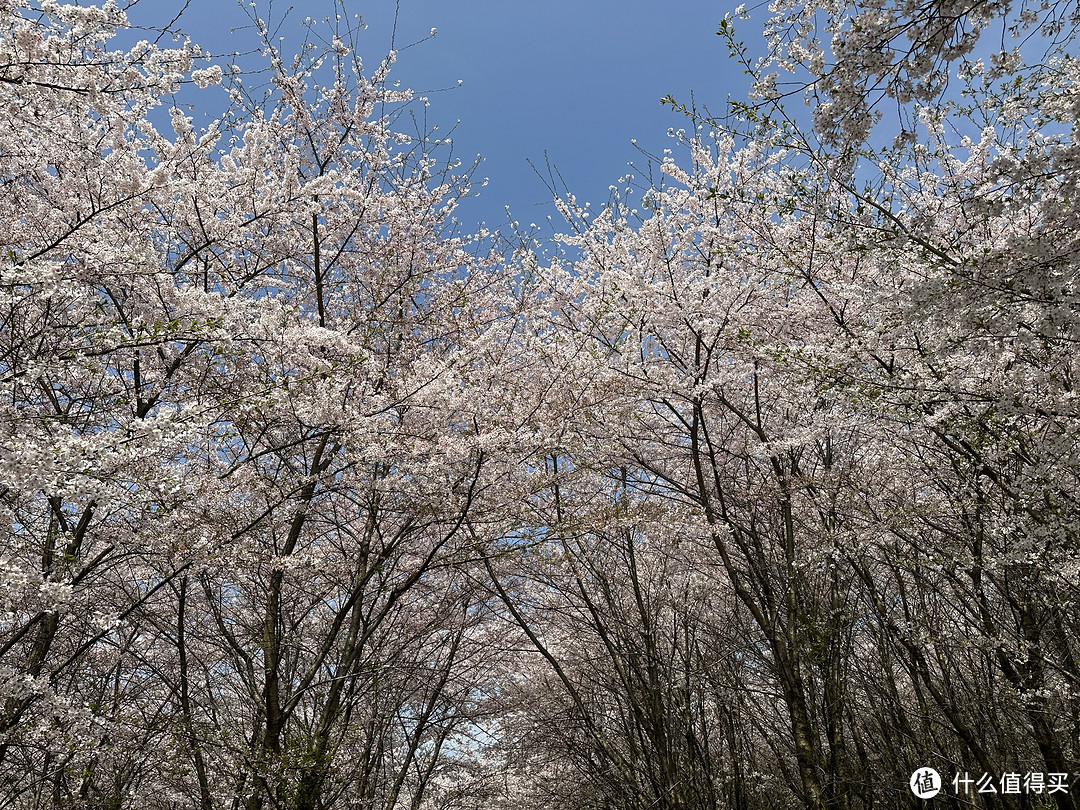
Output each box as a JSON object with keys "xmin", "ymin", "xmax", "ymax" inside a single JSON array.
[{"xmin": 1, "ymin": 0, "xmax": 1079, "ymax": 808}]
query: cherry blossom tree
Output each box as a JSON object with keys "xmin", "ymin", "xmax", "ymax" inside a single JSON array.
[
  {"xmin": 0, "ymin": 2, "xmax": 518, "ymax": 807},
  {"xmin": 498, "ymin": 0, "xmax": 1080, "ymax": 802}
]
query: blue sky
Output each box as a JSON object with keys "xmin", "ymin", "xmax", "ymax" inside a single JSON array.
[{"xmin": 132, "ymin": 0, "xmax": 756, "ymax": 234}]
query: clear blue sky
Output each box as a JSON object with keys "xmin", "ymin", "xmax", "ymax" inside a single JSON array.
[{"xmin": 131, "ymin": 0, "xmax": 756, "ymax": 234}]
